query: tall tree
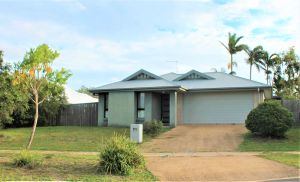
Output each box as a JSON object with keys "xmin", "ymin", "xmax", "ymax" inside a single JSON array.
[
  {"xmin": 13, "ymin": 44, "xmax": 71, "ymax": 149},
  {"xmin": 0, "ymin": 50, "xmax": 28, "ymax": 127},
  {"xmin": 244, "ymin": 46, "xmax": 264, "ymax": 80},
  {"xmin": 260, "ymin": 51, "xmax": 280, "ymax": 85},
  {"xmin": 220, "ymin": 32, "xmax": 248, "ymax": 75}
]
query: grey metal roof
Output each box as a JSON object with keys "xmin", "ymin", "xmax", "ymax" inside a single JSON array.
[
  {"xmin": 173, "ymin": 72, "xmax": 270, "ymax": 90},
  {"xmin": 90, "ymin": 69, "xmax": 271, "ymax": 93}
]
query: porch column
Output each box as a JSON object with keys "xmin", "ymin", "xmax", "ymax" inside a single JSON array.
[
  {"xmin": 144, "ymin": 92, "xmax": 153, "ymax": 121},
  {"xmin": 98, "ymin": 94, "xmax": 105, "ymax": 126},
  {"xmin": 169, "ymin": 91, "xmax": 177, "ymax": 127}
]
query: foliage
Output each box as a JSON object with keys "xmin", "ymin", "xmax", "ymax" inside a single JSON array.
[
  {"xmin": 143, "ymin": 120, "xmax": 163, "ymax": 137},
  {"xmin": 98, "ymin": 134, "xmax": 144, "ymax": 175},
  {"xmin": 0, "ymin": 50, "xmax": 29, "ymax": 128},
  {"xmin": 245, "ymin": 100, "xmax": 293, "ymax": 138},
  {"xmin": 13, "ymin": 150, "xmax": 43, "ymax": 169},
  {"xmin": 220, "ymin": 32, "xmax": 248, "ymax": 74},
  {"xmin": 259, "ymin": 51, "xmax": 280, "ymax": 85},
  {"xmin": 244, "ymin": 45, "xmax": 265, "ymax": 80},
  {"xmin": 13, "ymin": 44, "xmax": 71, "ymax": 149},
  {"xmin": 77, "ymin": 85, "xmax": 94, "ymax": 97},
  {"xmin": 273, "ymin": 47, "xmax": 300, "ymax": 99}
]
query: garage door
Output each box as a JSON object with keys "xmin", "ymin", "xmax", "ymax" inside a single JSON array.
[{"xmin": 183, "ymin": 91, "xmax": 254, "ymax": 124}]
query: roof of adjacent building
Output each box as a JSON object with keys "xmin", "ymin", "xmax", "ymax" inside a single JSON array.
[
  {"xmin": 90, "ymin": 69, "xmax": 271, "ymax": 93},
  {"xmin": 65, "ymin": 86, "xmax": 98, "ymax": 104}
]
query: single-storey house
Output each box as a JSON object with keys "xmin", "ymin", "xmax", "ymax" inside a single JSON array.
[{"xmin": 90, "ymin": 69, "xmax": 272, "ymax": 127}]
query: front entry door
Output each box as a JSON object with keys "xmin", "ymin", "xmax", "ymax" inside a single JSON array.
[{"xmin": 161, "ymin": 94, "xmax": 170, "ymax": 125}]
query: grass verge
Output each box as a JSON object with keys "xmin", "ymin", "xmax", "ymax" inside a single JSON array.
[
  {"xmin": 0, "ymin": 151, "xmax": 157, "ymax": 181},
  {"xmin": 239, "ymin": 128, "xmax": 300, "ymax": 151},
  {"xmin": 262, "ymin": 152, "xmax": 300, "ymax": 169},
  {"xmin": 0, "ymin": 126, "xmax": 165, "ymax": 152}
]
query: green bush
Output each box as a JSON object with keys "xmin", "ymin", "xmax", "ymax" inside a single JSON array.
[
  {"xmin": 13, "ymin": 150, "xmax": 43, "ymax": 169},
  {"xmin": 98, "ymin": 134, "xmax": 144, "ymax": 175},
  {"xmin": 245, "ymin": 100, "xmax": 293, "ymax": 138},
  {"xmin": 143, "ymin": 120, "xmax": 163, "ymax": 137}
]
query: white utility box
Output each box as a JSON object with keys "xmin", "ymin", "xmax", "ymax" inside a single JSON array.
[{"xmin": 130, "ymin": 124, "xmax": 143, "ymax": 143}]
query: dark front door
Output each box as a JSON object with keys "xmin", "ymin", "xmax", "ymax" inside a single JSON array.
[{"xmin": 161, "ymin": 94, "xmax": 170, "ymax": 125}]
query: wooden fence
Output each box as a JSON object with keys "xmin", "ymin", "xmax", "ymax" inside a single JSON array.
[
  {"xmin": 282, "ymin": 100, "xmax": 300, "ymax": 123},
  {"xmin": 51, "ymin": 103, "xmax": 98, "ymax": 126}
]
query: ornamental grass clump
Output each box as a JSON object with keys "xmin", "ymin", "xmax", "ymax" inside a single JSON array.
[
  {"xmin": 13, "ymin": 150, "xmax": 43, "ymax": 169},
  {"xmin": 245, "ymin": 100, "xmax": 293, "ymax": 138},
  {"xmin": 98, "ymin": 134, "xmax": 144, "ymax": 175}
]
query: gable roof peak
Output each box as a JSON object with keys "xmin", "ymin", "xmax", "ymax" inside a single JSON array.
[
  {"xmin": 174, "ymin": 69, "xmax": 214, "ymax": 81},
  {"xmin": 123, "ymin": 69, "xmax": 162, "ymax": 81}
]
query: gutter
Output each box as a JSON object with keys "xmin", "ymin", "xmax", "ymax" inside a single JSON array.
[{"xmin": 89, "ymin": 86, "xmax": 186, "ymax": 94}]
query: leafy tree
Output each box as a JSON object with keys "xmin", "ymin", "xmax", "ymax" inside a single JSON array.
[
  {"xmin": 244, "ymin": 45, "xmax": 264, "ymax": 80},
  {"xmin": 77, "ymin": 85, "xmax": 93, "ymax": 96},
  {"xmin": 13, "ymin": 44, "xmax": 71, "ymax": 149},
  {"xmin": 260, "ymin": 51, "xmax": 280, "ymax": 85},
  {"xmin": 273, "ymin": 47, "xmax": 300, "ymax": 99},
  {"xmin": 0, "ymin": 50, "xmax": 28, "ymax": 128},
  {"xmin": 220, "ymin": 32, "xmax": 248, "ymax": 75}
]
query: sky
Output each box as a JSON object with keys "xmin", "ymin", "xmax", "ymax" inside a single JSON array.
[{"xmin": 0, "ymin": 0, "xmax": 299, "ymax": 90}]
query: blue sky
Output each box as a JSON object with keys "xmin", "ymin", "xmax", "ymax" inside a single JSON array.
[{"xmin": 0, "ymin": 0, "xmax": 299, "ymax": 89}]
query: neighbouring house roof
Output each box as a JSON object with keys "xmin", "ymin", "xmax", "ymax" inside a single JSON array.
[
  {"xmin": 90, "ymin": 69, "xmax": 271, "ymax": 93},
  {"xmin": 65, "ymin": 86, "xmax": 98, "ymax": 104}
]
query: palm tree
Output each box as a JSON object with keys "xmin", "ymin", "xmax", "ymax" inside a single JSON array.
[
  {"xmin": 244, "ymin": 46, "xmax": 264, "ymax": 80},
  {"xmin": 260, "ymin": 51, "xmax": 280, "ymax": 85},
  {"xmin": 220, "ymin": 32, "xmax": 248, "ymax": 75}
]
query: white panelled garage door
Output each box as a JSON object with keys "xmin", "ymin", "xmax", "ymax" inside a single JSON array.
[{"xmin": 183, "ymin": 91, "xmax": 254, "ymax": 124}]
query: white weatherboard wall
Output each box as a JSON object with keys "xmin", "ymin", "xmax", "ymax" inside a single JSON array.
[{"xmin": 183, "ymin": 91, "xmax": 254, "ymax": 124}]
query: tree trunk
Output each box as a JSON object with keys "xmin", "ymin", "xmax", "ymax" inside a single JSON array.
[
  {"xmin": 266, "ymin": 66, "xmax": 269, "ymax": 85},
  {"xmin": 250, "ymin": 63, "xmax": 252, "ymax": 80},
  {"xmin": 230, "ymin": 54, "xmax": 233, "ymax": 74},
  {"xmin": 26, "ymin": 93, "xmax": 39, "ymax": 150}
]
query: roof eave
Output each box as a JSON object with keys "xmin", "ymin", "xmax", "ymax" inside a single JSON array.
[
  {"xmin": 90, "ymin": 86, "xmax": 185, "ymax": 94},
  {"xmin": 187, "ymin": 86, "xmax": 272, "ymax": 92}
]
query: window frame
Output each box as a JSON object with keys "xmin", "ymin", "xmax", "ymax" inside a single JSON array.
[
  {"xmin": 104, "ymin": 93, "xmax": 108, "ymax": 119},
  {"xmin": 136, "ymin": 92, "xmax": 145, "ymax": 119}
]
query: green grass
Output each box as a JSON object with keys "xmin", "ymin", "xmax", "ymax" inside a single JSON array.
[
  {"xmin": 0, "ymin": 126, "xmax": 159, "ymax": 152},
  {"xmin": 0, "ymin": 151, "xmax": 156, "ymax": 181},
  {"xmin": 262, "ymin": 153, "xmax": 300, "ymax": 168},
  {"xmin": 239, "ymin": 128, "xmax": 300, "ymax": 151},
  {"xmin": 0, "ymin": 126, "xmax": 169, "ymax": 152}
]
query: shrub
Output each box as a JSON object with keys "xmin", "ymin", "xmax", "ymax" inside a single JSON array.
[
  {"xmin": 143, "ymin": 120, "xmax": 163, "ymax": 137},
  {"xmin": 13, "ymin": 150, "xmax": 43, "ymax": 169},
  {"xmin": 245, "ymin": 100, "xmax": 293, "ymax": 138},
  {"xmin": 98, "ymin": 134, "xmax": 144, "ymax": 175}
]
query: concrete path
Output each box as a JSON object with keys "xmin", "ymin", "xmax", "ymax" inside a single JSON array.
[
  {"xmin": 142, "ymin": 124, "xmax": 247, "ymax": 152},
  {"xmin": 146, "ymin": 155, "xmax": 300, "ymax": 181}
]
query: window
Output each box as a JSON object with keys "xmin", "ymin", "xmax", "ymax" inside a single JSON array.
[
  {"xmin": 137, "ymin": 92, "xmax": 145, "ymax": 119},
  {"xmin": 104, "ymin": 93, "xmax": 108, "ymax": 118}
]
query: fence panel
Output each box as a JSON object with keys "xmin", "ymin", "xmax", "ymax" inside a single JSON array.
[
  {"xmin": 54, "ymin": 103, "xmax": 98, "ymax": 126},
  {"xmin": 282, "ymin": 100, "xmax": 300, "ymax": 123}
]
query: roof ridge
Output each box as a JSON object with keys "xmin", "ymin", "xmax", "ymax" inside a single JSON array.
[{"xmin": 219, "ymin": 72, "xmax": 270, "ymax": 86}]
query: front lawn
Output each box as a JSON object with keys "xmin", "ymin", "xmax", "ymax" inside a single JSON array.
[
  {"xmin": 0, "ymin": 126, "xmax": 153, "ymax": 151},
  {"xmin": 239, "ymin": 127, "xmax": 300, "ymax": 151},
  {"xmin": 0, "ymin": 151, "xmax": 156, "ymax": 181},
  {"xmin": 262, "ymin": 153, "xmax": 300, "ymax": 168}
]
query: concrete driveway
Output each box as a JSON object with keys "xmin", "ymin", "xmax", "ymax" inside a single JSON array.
[
  {"xmin": 142, "ymin": 124, "xmax": 247, "ymax": 152},
  {"xmin": 146, "ymin": 155, "xmax": 300, "ymax": 181}
]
